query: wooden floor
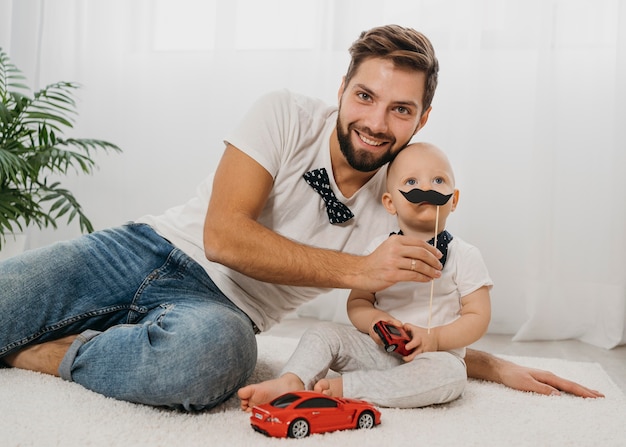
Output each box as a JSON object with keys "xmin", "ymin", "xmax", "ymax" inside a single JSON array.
[{"xmin": 264, "ymin": 317, "xmax": 626, "ymax": 394}]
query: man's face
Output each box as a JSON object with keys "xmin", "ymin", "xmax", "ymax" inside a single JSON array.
[{"xmin": 336, "ymin": 57, "xmax": 430, "ymax": 172}]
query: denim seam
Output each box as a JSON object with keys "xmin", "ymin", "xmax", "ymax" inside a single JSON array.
[
  {"xmin": 155, "ymin": 304, "xmax": 175, "ymax": 325},
  {"xmin": 130, "ymin": 249, "xmax": 190, "ymax": 313},
  {"xmin": 0, "ymin": 305, "xmax": 142, "ymax": 356}
]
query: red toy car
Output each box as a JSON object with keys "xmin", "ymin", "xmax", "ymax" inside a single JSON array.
[
  {"xmin": 374, "ymin": 321, "xmax": 413, "ymax": 356},
  {"xmin": 250, "ymin": 391, "xmax": 381, "ymax": 439}
]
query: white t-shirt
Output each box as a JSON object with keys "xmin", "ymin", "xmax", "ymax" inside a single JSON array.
[
  {"xmin": 366, "ymin": 233, "xmax": 493, "ymax": 357},
  {"xmin": 138, "ymin": 90, "xmax": 397, "ymax": 330}
]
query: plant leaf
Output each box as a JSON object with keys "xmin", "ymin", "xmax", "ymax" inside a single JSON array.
[{"xmin": 0, "ymin": 47, "xmax": 121, "ymax": 241}]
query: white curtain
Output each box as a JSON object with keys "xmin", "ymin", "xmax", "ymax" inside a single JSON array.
[{"xmin": 1, "ymin": 0, "xmax": 624, "ymax": 348}]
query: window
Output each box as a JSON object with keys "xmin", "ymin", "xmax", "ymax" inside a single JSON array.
[
  {"xmin": 296, "ymin": 397, "xmax": 338, "ymax": 409},
  {"xmin": 270, "ymin": 393, "xmax": 300, "ymax": 408}
]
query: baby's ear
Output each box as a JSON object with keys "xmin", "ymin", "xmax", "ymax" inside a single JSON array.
[
  {"xmin": 382, "ymin": 192, "xmax": 397, "ymax": 215},
  {"xmin": 450, "ymin": 189, "xmax": 460, "ymax": 212}
]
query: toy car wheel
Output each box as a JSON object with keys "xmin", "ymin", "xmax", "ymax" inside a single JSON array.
[
  {"xmin": 288, "ymin": 418, "xmax": 310, "ymax": 439},
  {"xmin": 385, "ymin": 344, "xmax": 397, "ymax": 352},
  {"xmin": 357, "ymin": 411, "xmax": 375, "ymax": 429}
]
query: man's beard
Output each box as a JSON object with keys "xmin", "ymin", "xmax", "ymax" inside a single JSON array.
[{"xmin": 336, "ymin": 116, "xmax": 400, "ymax": 173}]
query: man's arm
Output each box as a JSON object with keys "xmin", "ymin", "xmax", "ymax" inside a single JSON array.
[
  {"xmin": 203, "ymin": 145, "xmax": 443, "ymax": 292},
  {"xmin": 465, "ymin": 348, "xmax": 604, "ymax": 398}
]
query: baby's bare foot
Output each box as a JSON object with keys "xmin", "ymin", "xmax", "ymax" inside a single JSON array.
[
  {"xmin": 238, "ymin": 373, "xmax": 304, "ymax": 411},
  {"xmin": 313, "ymin": 377, "xmax": 343, "ymax": 397}
]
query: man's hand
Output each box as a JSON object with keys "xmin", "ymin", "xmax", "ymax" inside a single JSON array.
[
  {"xmin": 498, "ymin": 361, "xmax": 605, "ymax": 398},
  {"xmin": 359, "ymin": 233, "xmax": 442, "ymax": 293},
  {"xmin": 465, "ymin": 348, "xmax": 605, "ymax": 398}
]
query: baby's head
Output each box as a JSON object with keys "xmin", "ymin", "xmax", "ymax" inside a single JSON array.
[{"xmin": 383, "ymin": 142, "xmax": 459, "ymax": 236}]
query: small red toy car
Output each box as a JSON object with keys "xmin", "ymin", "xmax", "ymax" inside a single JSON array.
[
  {"xmin": 250, "ymin": 391, "xmax": 381, "ymax": 439},
  {"xmin": 374, "ymin": 321, "xmax": 413, "ymax": 356}
]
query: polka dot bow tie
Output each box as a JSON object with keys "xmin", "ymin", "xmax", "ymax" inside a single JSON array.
[{"xmin": 303, "ymin": 168, "xmax": 354, "ymax": 224}]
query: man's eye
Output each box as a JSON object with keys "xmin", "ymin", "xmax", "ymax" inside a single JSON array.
[
  {"xmin": 357, "ymin": 92, "xmax": 371, "ymax": 101},
  {"xmin": 395, "ymin": 106, "xmax": 409, "ymax": 115}
]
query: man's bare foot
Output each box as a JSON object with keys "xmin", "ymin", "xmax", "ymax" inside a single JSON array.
[
  {"xmin": 313, "ymin": 377, "xmax": 343, "ymax": 398},
  {"xmin": 3, "ymin": 335, "xmax": 77, "ymax": 376},
  {"xmin": 238, "ymin": 373, "xmax": 305, "ymax": 412}
]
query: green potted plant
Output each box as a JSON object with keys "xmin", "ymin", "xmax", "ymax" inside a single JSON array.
[{"xmin": 0, "ymin": 48, "xmax": 121, "ymax": 250}]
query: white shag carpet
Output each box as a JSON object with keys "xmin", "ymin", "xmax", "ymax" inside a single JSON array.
[{"xmin": 1, "ymin": 335, "xmax": 624, "ymax": 447}]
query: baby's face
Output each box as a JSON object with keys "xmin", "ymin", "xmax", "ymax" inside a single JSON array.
[{"xmin": 384, "ymin": 144, "xmax": 458, "ymax": 234}]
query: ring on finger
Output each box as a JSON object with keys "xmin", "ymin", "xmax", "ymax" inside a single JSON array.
[{"xmin": 410, "ymin": 259, "xmax": 417, "ymax": 271}]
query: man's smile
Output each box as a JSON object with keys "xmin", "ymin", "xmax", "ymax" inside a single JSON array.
[
  {"xmin": 353, "ymin": 127, "xmax": 393, "ymax": 150},
  {"xmin": 356, "ymin": 130, "xmax": 386, "ymax": 147}
]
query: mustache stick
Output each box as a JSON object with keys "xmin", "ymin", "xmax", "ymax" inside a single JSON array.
[
  {"xmin": 399, "ymin": 188, "xmax": 451, "ymax": 334},
  {"xmin": 427, "ymin": 206, "xmax": 440, "ymax": 334}
]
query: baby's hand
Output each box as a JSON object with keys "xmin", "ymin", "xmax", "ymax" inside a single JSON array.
[
  {"xmin": 369, "ymin": 316, "xmax": 404, "ymax": 345},
  {"xmin": 402, "ymin": 324, "xmax": 438, "ymax": 359}
]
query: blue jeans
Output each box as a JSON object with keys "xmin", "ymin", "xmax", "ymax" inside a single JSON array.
[{"xmin": 0, "ymin": 223, "xmax": 258, "ymax": 410}]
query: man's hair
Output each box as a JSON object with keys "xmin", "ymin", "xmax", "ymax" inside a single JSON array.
[{"xmin": 345, "ymin": 25, "xmax": 439, "ymax": 113}]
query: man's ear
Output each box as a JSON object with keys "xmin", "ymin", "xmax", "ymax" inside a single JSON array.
[
  {"xmin": 414, "ymin": 106, "xmax": 432, "ymax": 136},
  {"xmin": 337, "ymin": 76, "xmax": 346, "ymax": 102},
  {"xmin": 382, "ymin": 192, "xmax": 397, "ymax": 215},
  {"xmin": 450, "ymin": 189, "xmax": 460, "ymax": 212}
]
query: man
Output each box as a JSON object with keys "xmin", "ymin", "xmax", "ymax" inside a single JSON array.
[{"xmin": 1, "ymin": 25, "xmax": 602, "ymax": 410}]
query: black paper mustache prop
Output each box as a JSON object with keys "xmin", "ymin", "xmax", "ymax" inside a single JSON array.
[{"xmin": 400, "ymin": 188, "xmax": 453, "ymax": 206}]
